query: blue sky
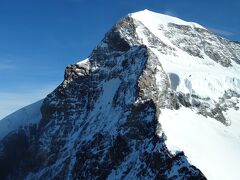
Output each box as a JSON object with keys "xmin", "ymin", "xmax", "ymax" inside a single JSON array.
[{"xmin": 0, "ymin": 0, "xmax": 239, "ymax": 118}]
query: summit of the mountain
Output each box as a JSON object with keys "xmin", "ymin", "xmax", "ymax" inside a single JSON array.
[
  {"xmin": 131, "ymin": 9, "xmax": 205, "ymax": 29},
  {"xmin": 1, "ymin": 10, "xmax": 240, "ymax": 180}
]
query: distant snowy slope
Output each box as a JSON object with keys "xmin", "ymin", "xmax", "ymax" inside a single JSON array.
[{"xmin": 0, "ymin": 100, "xmax": 43, "ymax": 140}]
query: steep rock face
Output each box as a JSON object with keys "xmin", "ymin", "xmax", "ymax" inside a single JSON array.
[{"xmin": 1, "ymin": 10, "xmax": 240, "ymax": 180}]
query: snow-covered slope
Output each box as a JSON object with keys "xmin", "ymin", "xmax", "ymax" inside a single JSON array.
[
  {"xmin": 1, "ymin": 9, "xmax": 240, "ymax": 180},
  {"xmin": 132, "ymin": 10, "xmax": 240, "ymax": 100},
  {"xmin": 161, "ymin": 107, "xmax": 240, "ymax": 180},
  {"xmin": 0, "ymin": 100, "xmax": 43, "ymax": 140},
  {"xmin": 131, "ymin": 10, "xmax": 240, "ymax": 180}
]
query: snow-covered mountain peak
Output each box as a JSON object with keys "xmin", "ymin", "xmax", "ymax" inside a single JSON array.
[
  {"xmin": 1, "ymin": 10, "xmax": 240, "ymax": 180},
  {"xmin": 78, "ymin": 12, "xmax": 240, "ymax": 179},
  {"xmin": 131, "ymin": 9, "xmax": 206, "ymax": 30},
  {"xmin": 94, "ymin": 10, "xmax": 240, "ymax": 102}
]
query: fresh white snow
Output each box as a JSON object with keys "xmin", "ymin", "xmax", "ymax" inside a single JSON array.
[
  {"xmin": 160, "ymin": 107, "xmax": 240, "ymax": 180},
  {"xmin": 131, "ymin": 9, "xmax": 206, "ymax": 30}
]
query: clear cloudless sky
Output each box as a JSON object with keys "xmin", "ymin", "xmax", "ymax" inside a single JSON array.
[{"xmin": 0, "ymin": 0, "xmax": 239, "ymax": 119}]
